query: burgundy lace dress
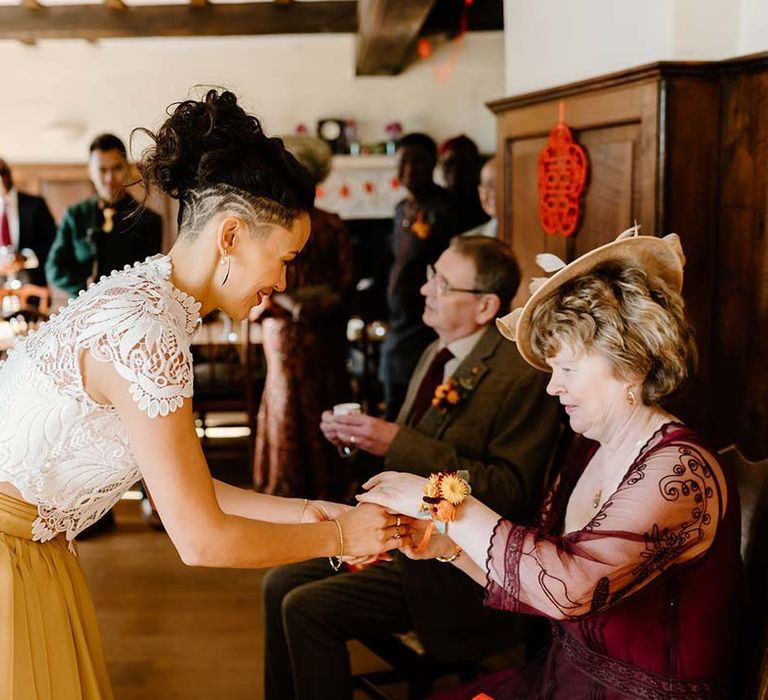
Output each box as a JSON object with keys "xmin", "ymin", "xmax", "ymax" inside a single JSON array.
[{"xmin": 441, "ymin": 423, "xmax": 743, "ymax": 699}]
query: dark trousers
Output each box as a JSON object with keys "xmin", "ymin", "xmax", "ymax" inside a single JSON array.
[{"xmin": 262, "ymin": 557, "xmax": 412, "ymax": 700}]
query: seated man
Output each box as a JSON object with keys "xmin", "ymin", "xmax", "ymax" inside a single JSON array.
[{"xmin": 262, "ymin": 235, "xmax": 562, "ymax": 700}]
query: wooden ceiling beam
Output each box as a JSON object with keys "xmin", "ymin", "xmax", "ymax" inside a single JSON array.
[
  {"xmin": 0, "ymin": 2, "xmax": 356, "ymax": 41},
  {"xmin": 188, "ymin": 0, "xmax": 210, "ymax": 7},
  {"xmin": 20, "ymin": 0, "xmax": 43, "ymax": 9},
  {"xmin": 356, "ymin": 0, "xmax": 437, "ymax": 76},
  {"xmin": 103, "ymin": 0, "xmax": 127, "ymax": 9}
]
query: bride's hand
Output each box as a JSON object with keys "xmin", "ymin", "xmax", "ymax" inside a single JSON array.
[
  {"xmin": 336, "ymin": 503, "xmax": 413, "ymax": 557},
  {"xmin": 301, "ymin": 499, "xmax": 351, "ymax": 523},
  {"xmin": 355, "ymin": 471, "xmax": 427, "ymax": 518}
]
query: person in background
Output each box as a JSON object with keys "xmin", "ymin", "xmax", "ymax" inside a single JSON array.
[
  {"xmin": 262, "ymin": 236, "xmax": 561, "ymax": 700},
  {"xmin": 379, "ymin": 132, "xmax": 457, "ymax": 420},
  {"xmin": 0, "ymin": 156, "xmax": 57, "ymax": 286},
  {"xmin": 360, "ymin": 230, "xmax": 743, "ymax": 699},
  {"xmin": 439, "ymin": 134, "xmax": 489, "ymax": 235},
  {"xmin": 463, "ymin": 155, "xmax": 498, "ymax": 239},
  {"xmin": 46, "ymin": 133, "xmax": 163, "ymax": 298},
  {"xmin": 253, "ymin": 135, "xmax": 356, "ymax": 500}
]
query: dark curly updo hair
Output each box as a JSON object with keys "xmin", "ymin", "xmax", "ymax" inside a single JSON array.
[{"xmin": 136, "ymin": 89, "xmax": 314, "ymax": 239}]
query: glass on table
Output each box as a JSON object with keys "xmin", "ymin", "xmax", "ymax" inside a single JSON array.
[{"xmin": 0, "ymin": 246, "xmax": 24, "ymax": 288}]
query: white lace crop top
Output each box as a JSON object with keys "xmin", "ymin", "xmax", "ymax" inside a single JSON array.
[{"xmin": 0, "ymin": 255, "xmax": 201, "ymax": 548}]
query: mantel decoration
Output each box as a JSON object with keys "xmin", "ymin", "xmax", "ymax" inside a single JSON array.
[{"xmin": 537, "ymin": 100, "xmax": 589, "ymax": 237}]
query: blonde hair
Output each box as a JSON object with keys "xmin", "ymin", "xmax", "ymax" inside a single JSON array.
[{"xmin": 529, "ymin": 260, "xmax": 698, "ymax": 405}]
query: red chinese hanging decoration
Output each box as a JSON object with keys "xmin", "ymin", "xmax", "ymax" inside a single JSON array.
[{"xmin": 537, "ymin": 101, "xmax": 588, "ymax": 237}]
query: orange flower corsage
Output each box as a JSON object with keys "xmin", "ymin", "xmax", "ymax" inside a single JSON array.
[
  {"xmin": 414, "ymin": 470, "xmax": 471, "ymax": 554},
  {"xmin": 431, "ymin": 368, "xmax": 480, "ymax": 414}
]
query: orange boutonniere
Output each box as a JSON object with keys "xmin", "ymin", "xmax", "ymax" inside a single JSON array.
[
  {"xmin": 431, "ymin": 367, "xmax": 481, "ymax": 414},
  {"xmin": 411, "ymin": 210, "xmax": 432, "ymax": 240},
  {"xmin": 415, "ymin": 470, "xmax": 471, "ymax": 554}
]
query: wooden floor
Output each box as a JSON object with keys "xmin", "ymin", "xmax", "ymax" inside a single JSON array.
[{"xmin": 78, "ymin": 499, "xmax": 414, "ymax": 700}]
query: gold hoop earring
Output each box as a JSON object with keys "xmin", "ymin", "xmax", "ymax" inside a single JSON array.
[
  {"xmin": 627, "ymin": 388, "xmax": 636, "ymax": 405},
  {"xmin": 218, "ymin": 255, "xmax": 230, "ymax": 287}
]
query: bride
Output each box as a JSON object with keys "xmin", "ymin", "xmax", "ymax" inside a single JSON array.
[{"xmin": 0, "ymin": 89, "xmax": 406, "ymax": 699}]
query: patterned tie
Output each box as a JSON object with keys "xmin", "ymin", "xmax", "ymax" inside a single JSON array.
[
  {"xmin": 0, "ymin": 203, "xmax": 10, "ymax": 247},
  {"xmin": 409, "ymin": 347, "xmax": 454, "ymax": 425}
]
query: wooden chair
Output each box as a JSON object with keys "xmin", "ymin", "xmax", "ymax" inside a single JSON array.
[
  {"xmin": 719, "ymin": 445, "xmax": 768, "ymax": 698},
  {"xmin": 16, "ymin": 284, "xmax": 50, "ymax": 314},
  {"xmin": 191, "ymin": 313, "xmax": 264, "ymax": 466}
]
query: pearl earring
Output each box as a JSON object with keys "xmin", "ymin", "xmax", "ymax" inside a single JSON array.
[{"xmin": 627, "ymin": 388, "xmax": 636, "ymax": 405}]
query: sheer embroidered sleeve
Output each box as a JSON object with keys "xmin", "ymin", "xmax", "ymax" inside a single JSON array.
[
  {"xmin": 75, "ymin": 263, "xmax": 199, "ymax": 418},
  {"xmin": 484, "ymin": 437, "xmax": 725, "ymax": 620}
]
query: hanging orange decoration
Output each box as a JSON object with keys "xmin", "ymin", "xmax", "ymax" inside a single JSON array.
[
  {"xmin": 537, "ymin": 101, "xmax": 588, "ymax": 237},
  {"xmin": 417, "ymin": 38, "xmax": 432, "ymax": 59}
]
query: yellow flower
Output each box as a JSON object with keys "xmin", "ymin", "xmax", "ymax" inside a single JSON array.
[
  {"xmin": 424, "ymin": 474, "xmax": 440, "ymax": 499},
  {"xmin": 440, "ymin": 474, "xmax": 469, "ymax": 505},
  {"xmin": 435, "ymin": 384, "xmax": 448, "ymax": 399},
  {"xmin": 446, "ymin": 390, "xmax": 460, "ymax": 405}
]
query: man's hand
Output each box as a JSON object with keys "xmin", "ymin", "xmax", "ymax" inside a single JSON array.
[{"xmin": 321, "ymin": 413, "xmax": 400, "ymax": 457}]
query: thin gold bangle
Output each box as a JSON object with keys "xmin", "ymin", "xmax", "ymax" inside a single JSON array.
[
  {"xmin": 328, "ymin": 519, "xmax": 344, "ymax": 571},
  {"xmin": 436, "ymin": 546, "xmax": 462, "ymax": 564}
]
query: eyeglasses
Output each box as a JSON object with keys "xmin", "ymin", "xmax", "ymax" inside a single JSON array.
[{"xmin": 425, "ymin": 264, "xmax": 488, "ymax": 296}]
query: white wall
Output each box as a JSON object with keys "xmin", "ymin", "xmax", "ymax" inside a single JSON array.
[
  {"xmin": 0, "ymin": 31, "xmax": 505, "ymax": 163},
  {"xmin": 504, "ymin": 0, "xmax": 768, "ymax": 95}
]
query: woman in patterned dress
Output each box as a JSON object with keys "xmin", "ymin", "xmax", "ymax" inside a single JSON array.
[
  {"xmin": 359, "ymin": 231, "xmax": 743, "ymax": 699},
  {"xmin": 0, "ymin": 89, "xmax": 406, "ymax": 700},
  {"xmin": 253, "ymin": 136, "xmax": 356, "ymax": 500}
]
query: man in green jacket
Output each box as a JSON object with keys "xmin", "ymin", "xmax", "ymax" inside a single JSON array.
[{"xmin": 46, "ymin": 133, "xmax": 162, "ymax": 297}]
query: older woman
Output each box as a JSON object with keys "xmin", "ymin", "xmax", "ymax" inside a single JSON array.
[{"xmin": 359, "ymin": 229, "xmax": 743, "ymax": 698}]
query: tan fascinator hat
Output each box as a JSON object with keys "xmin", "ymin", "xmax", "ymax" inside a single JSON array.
[{"xmin": 496, "ymin": 225, "xmax": 686, "ymax": 371}]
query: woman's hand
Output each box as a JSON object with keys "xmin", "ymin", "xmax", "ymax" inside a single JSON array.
[
  {"xmin": 336, "ymin": 503, "xmax": 413, "ymax": 557},
  {"xmin": 401, "ymin": 523, "xmax": 456, "ymax": 561},
  {"xmin": 301, "ymin": 499, "xmax": 351, "ymax": 523},
  {"xmin": 355, "ymin": 471, "xmax": 428, "ymax": 518}
]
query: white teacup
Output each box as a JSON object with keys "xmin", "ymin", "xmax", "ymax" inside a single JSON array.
[
  {"xmin": 332, "ymin": 402, "xmax": 362, "ymax": 417},
  {"xmin": 332, "ymin": 403, "xmax": 362, "ymax": 456}
]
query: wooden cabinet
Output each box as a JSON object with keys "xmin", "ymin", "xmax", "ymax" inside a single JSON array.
[{"xmin": 490, "ymin": 55, "xmax": 768, "ymax": 458}]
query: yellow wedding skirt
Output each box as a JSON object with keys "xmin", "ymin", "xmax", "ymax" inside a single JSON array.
[{"xmin": 0, "ymin": 492, "xmax": 113, "ymax": 699}]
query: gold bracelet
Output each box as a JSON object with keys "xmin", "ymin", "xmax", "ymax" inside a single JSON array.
[
  {"xmin": 298, "ymin": 497, "xmax": 309, "ymax": 523},
  {"xmin": 328, "ymin": 519, "xmax": 344, "ymax": 571},
  {"xmin": 436, "ymin": 546, "xmax": 462, "ymax": 563}
]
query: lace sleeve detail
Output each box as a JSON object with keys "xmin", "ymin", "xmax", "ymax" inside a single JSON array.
[
  {"xmin": 69, "ymin": 259, "xmax": 199, "ymax": 418},
  {"xmin": 482, "ymin": 439, "xmax": 725, "ymax": 621},
  {"xmin": 484, "ymin": 517, "xmax": 526, "ymax": 612}
]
